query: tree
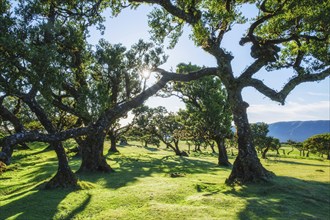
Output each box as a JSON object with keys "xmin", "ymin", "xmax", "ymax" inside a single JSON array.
[
  {"xmin": 304, "ymin": 133, "xmax": 330, "ymax": 160},
  {"xmin": 131, "ymin": 105, "xmax": 160, "ymax": 148},
  {"xmin": 132, "ymin": 106, "xmax": 187, "ymax": 156},
  {"xmin": 0, "ymin": 0, "xmax": 173, "ymax": 179},
  {"xmin": 0, "ymin": 0, "xmax": 115, "ymax": 187},
  {"xmin": 250, "ymin": 123, "xmax": 269, "ymax": 153},
  {"xmin": 0, "ymin": 0, "xmax": 165, "ymax": 185},
  {"xmin": 173, "ymin": 63, "xmax": 232, "ymax": 166},
  {"xmin": 2, "ymin": 0, "xmax": 329, "ymax": 188},
  {"xmin": 128, "ymin": 0, "xmax": 330, "ymax": 183},
  {"xmin": 250, "ymin": 123, "xmax": 281, "ymax": 159},
  {"xmin": 262, "ymin": 136, "xmax": 280, "ymax": 159}
]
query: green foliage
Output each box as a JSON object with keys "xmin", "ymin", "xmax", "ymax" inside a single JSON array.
[
  {"xmin": 0, "ymin": 0, "xmax": 168, "ymax": 133},
  {"xmin": 132, "ymin": 105, "xmax": 184, "ymax": 148},
  {"xmin": 250, "ymin": 122, "xmax": 281, "ymax": 157},
  {"xmin": 304, "ymin": 133, "xmax": 330, "ymax": 158},
  {"xmin": 147, "ymin": 0, "xmax": 248, "ymax": 49},
  {"xmin": 174, "ymin": 63, "xmax": 232, "ymax": 144},
  {"xmin": 254, "ymin": 0, "xmax": 330, "ymax": 71},
  {"xmin": 148, "ymin": 8, "xmax": 184, "ymax": 49},
  {"xmin": 250, "ymin": 122, "xmax": 269, "ymax": 149}
]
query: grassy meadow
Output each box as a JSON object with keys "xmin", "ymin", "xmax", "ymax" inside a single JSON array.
[{"xmin": 0, "ymin": 141, "xmax": 329, "ymax": 220}]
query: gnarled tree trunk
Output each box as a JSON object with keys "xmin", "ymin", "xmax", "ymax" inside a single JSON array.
[
  {"xmin": 45, "ymin": 142, "xmax": 77, "ymax": 189},
  {"xmin": 23, "ymin": 96, "xmax": 77, "ymax": 188},
  {"xmin": 226, "ymin": 92, "xmax": 273, "ymax": 184},
  {"xmin": 78, "ymin": 131, "xmax": 113, "ymax": 173}
]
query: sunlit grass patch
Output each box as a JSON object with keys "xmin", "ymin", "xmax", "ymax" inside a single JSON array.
[{"xmin": 0, "ymin": 143, "xmax": 329, "ymax": 220}]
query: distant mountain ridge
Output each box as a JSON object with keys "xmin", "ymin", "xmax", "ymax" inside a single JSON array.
[{"xmin": 268, "ymin": 120, "xmax": 330, "ymax": 142}]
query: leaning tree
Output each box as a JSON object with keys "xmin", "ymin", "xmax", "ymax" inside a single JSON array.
[
  {"xmin": 0, "ymin": 0, "xmax": 217, "ymax": 188},
  {"xmin": 128, "ymin": 0, "xmax": 330, "ymax": 183}
]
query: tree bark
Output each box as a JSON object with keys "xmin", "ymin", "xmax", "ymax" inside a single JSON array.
[
  {"xmin": 210, "ymin": 142, "xmax": 216, "ymax": 154},
  {"xmin": 215, "ymin": 137, "xmax": 231, "ymax": 166},
  {"xmin": 276, "ymin": 148, "xmax": 280, "ymax": 155},
  {"xmin": 226, "ymin": 92, "xmax": 273, "ymax": 184},
  {"xmin": 287, "ymin": 147, "xmax": 294, "ymax": 155},
  {"xmin": 23, "ymin": 95, "xmax": 78, "ymax": 188},
  {"xmin": 165, "ymin": 142, "xmax": 182, "ymax": 156},
  {"xmin": 262, "ymin": 147, "xmax": 270, "ymax": 159},
  {"xmin": 78, "ymin": 131, "xmax": 113, "ymax": 173},
  {"xmin": 0, "ymin": 101, "xmax": 27, "ymax": 163},
  {"xmin": 108, "ymin": 131, "xmax": 119, "ymax": 153},
  {"xmin": 45, "ymin": 142, "xmax": 77, "ymax": 189}
]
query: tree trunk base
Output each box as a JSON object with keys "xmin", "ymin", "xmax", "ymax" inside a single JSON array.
[
  {"xmin": 108, "ymin": 148, "xmax": 120, "ymax": 153},
  {"xmin": 77, "ymin": 158, "xmax": 114, "ymax": 173},
  {"xmin": 175, "ymin": 151, "xmax": 189, "ymax": 157},
  {"xmin": 218, "ymin": 160, "xmax": 231, "ymax": 167},
  {"xmin": 45, "ymin": 169, "xmax": 78, "ymax": 189},
  {"xmin": 225, "ymin": 154, "xmax": 274, "ymax": 185}
]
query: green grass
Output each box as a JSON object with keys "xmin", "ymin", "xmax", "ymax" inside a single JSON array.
[{"xmin": 1, "ymin": 142, "xmax": 329, "ymax": 220}]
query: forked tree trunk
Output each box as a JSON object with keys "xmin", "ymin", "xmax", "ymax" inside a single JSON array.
[
  {"xmin": 215, "ymin": 137, "xmax": 231, "ymax": 166},
  {"xmin": 262, "ymin": 147, "xmax": 270, "ymax": 159},
  {"xmin": 45, "ymin": 142, "xmax": 77, "ymax": 189},
  {"xmin": 78, "ymin": 131, "xmax": 113, "ymax": 173},
  {"xmin": 226, "ymin": 92, "xmax": 273, "ymax": 184}
]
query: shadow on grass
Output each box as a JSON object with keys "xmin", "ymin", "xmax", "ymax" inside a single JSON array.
[
  {"xmin": 274, "ymin": 159, "xmax": 330, "ymax": 167},
  {"xmin": 222, "ymin": 176, "xmax": 330, "ymax": 219},
  {"xmin": 0, "ymin": 187, "xmax": 68, "ymax": 219},
  {"xmin": 143, "ymin": 146, "xmax": 160, "ymax": 152},
  {"xmin": 0, "ymin": 186, "xmax": 91, "ymax": 220},
  {"xmin": 78, "ymin": 154, "xmax": 230, "ymax": 190},
  {"xmin": 0, "ymin": 155, "xmax": 90, "ymax": 220}
]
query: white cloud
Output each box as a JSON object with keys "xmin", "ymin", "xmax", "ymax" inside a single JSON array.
[
  {"xmin": 248, "ymin": 101, "xmax": 330, "ymax": 123},
  {"xmin": 306, "ymin": 92, "xmax": 330, "ymax": 97}
]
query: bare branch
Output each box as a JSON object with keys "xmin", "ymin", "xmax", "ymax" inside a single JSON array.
[
  {"xmin": 155, "ymin": 67, "xmax": 218, "ymax": 82},
  {"xmin": 0, "ymin": 127, "xmax": 94, "ymax": 149},
  {"xmin": 238, "ymin": 58, "xmax": 268, "ymax": 84},
  {"xmin": 247, "ymin": 68, "xmax": 330, "ymax": 104},
  {"xmin": 0, "ymin": 103, "xmax": 25, "ymax": 133}
]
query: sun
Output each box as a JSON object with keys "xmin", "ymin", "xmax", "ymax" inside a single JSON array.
[{"xmin": 141, "ymin": 69, "xmax": 151, "ymax": 79}]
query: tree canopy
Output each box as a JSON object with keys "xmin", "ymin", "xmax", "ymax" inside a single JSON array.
[
  {"xmin": 127, "ymin": 0, "xmax": 329, "ymax": 184},
  {"xmin": 304, "ymin": 133, "xmax": 330, "ymax": 160},
  {"xmin": 172, "ymin": 63, "xmax": 233, "ymax": 165}
]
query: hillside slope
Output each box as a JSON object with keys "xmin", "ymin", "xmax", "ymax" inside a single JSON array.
[{"xmin": 268, "ymin": 120, "xmax": 330, "ymax": 142}]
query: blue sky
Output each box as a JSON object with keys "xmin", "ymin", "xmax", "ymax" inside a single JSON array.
[{"xmin": 88, "ymin": 5, "xmax": 329, "ymax": 123}]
